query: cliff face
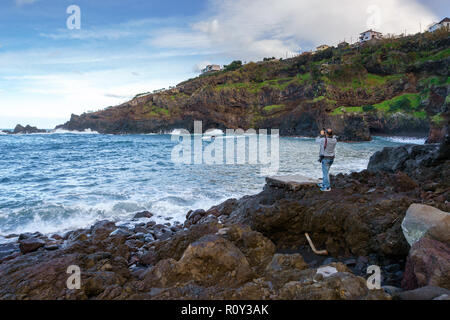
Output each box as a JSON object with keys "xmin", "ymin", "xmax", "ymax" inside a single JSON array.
[{"xmin": 58, "ymin": 31, "xmax": 450, "ymax": 141}]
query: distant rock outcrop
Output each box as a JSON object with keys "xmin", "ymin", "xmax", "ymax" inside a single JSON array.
[{"xmin": 12, "ymin": 124, "xmax": 46, "ymax": 134}]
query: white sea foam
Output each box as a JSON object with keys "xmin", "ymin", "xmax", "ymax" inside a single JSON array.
[
  {"xmin": 0, "ymin": 192, "xmax": 235, "ymax": 238},
  {"xmin": 204, "ymin": 129, "xmax": 224, "ymax": 136},
  {"xmin": 378, "ymin": 136, "xmax": 426, "ymax": 145},
  {"xmin": 0, "ymin": 235, "xmax": 17, "ymax": 245},
  {"xmin": 50, "ymin": 128, "xmax": 99, "ymax": 134},
  {"xmin": 170, "ymin": 129, "xmax": 188, "ymax": 135},
  {"xmin": 0, "ymin": 201, "xmax": 140, "ymax": 237}
]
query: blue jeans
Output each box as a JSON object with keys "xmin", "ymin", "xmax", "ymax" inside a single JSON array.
[{"xmin": 321, "ymin": 158, "xmax": 333, "ymax": 188}]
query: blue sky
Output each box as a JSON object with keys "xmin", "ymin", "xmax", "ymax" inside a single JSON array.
[{"xmin": 0, "ymin": 0, "xmax": 447, "ymax": 128}]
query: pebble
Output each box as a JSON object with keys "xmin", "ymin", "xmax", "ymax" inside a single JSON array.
[{"xmin": 44, "ymin": 244, "xmax": 59, "ymax": 251}]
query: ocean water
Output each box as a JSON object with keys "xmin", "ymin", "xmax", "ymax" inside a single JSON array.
[{"xmin": 0, "ymin": 132, "xmax": 425, "ymax": 239}]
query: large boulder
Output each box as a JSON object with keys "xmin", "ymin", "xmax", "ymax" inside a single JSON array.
[
  {"xmin": 402, "ymin": 237, "xmax": 450, "ymax": 290},
  {"xmin": 133, "ymin": 211, "xmax": 154, "ymax": 219},
  {"xmin": 148, "ymin": 220, "xmax": 222, "ymax": 264},
  {"xmin": 229, "ymin": 189, "xmax": 411, "ymax": 257},
  {"xmin": 141, "ymin": 235, "xmax": 254, "ymax": 289},
  {"xmin": 426, "ymin": 221, "xmax": 450, "ymax": 244},
  {"xmin": 222, "ymin": 224, "xmax": 276, "ymax": 273},
  {"xmin": 397, "ymin": 286, "xmax": 450, "ymax": 300},
  {"xmin": 19, "ymin": 238, "xmax": 45, "ymax": 254},
  {"xmin": 278, "ymin": 271, "xmax": 390, "ymax": 300},
  {"xmin": 90, "ymin": 220, "xmax": 116, "ymax": 242},
  {"xmin": 178, "ymin": 235, "xmax": 254, "ymax": 287},
  {"xmin": 264, "ymin": 254, "xmax": 309, "ymax": 288},
  {"xmin": 367, "ymin": 144, "xmax": 439, "ymax": 173},
  {"xmin": 0, "ymin": 252, "xmax": 84, "ymax": 299},
  {"xmin": 266, "ymin": 254, "xmax": 309, "ymax": 273},
  {"xmin": 401, "ymin": 204, "xmax": 449, "ymax": 245}
]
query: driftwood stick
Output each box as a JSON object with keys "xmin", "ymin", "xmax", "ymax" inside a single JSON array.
[{"xmin": 305, "ymin": 233, "xmax": 328, "ymax": 256}]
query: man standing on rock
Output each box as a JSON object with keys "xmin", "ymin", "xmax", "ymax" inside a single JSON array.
[{"xmin": 316, "ymin": 129, "xmax": 337, "ymax": 192}]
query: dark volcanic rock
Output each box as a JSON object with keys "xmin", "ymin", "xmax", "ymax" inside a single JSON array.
[
  {"xmin": 12, "ymin": 124, "xmax": 46, "ymax": 134},
  {"xmin": 90, "ymin": 220, "xmax": 116, "ymax": 242},
  {"xmin": 367, "ymin": 144, "xmax": 439, "ymax": 173},
  {"xmin": 133, "ymin": 211, "xmax": 154, "ymax": 219},
  {"xmin": 398, "ymin": 286, "xmax": 450, "ymax": 300},
  {"xmin": 264, "ymin": 254, "xmax": 309, "ymax": 287},
  {"xmin": 0, "ymin": 243, "xmax": 20, "ymax": 264},
  {"xmin": 331, "ymin": 114, "xmax": 371, "ymax": 141},
  {"xmin": 140, "ymin": 235, "xmax": 254, "ymax": 290},
  {"xmin": 278, "ymin": 271, "xmax": 389, "ymax": 300},
  {"xmin": 19, "ymin": 238, "xmax": 45, "ymax": 254},
  {"xmin": 220, "ymin": 224, "xmax": 276, "ymax": 274},
  {"xmin": 402, "ymin": 237, "xmax": 450, "ymax": 290},
  {"xmin": 223, "ymin": 178, "xmax": 413, "ymax": 257}
]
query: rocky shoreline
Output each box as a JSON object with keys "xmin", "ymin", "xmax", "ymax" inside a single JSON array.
[
  {"xmin": 1, "ymin": 124, "xmax": 47, "ymax": 135},
  {"xmin": 0, "ymin": 132, "xmax": 448, "ymax": 300}
]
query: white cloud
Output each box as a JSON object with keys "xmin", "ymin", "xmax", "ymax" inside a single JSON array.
[
  {"xmin": 40, "ymin": 29, "xmax": 134, "ymax": 41},
  {"xmin": 39, "ymin": 18, "xmax": 177, "ymax": 41},
  {"xmin": 150, "ymin": 0, "xmax": 438, "ymax": 60},
  {"xmin": 0, "ymin": 70, "xmax": 185, "ymax": 127},
  {"xmin": 0, "ymin": 40, "xmax": 201, "ymax": 128},
  {"xmin": 15, "ymin": 0, "xmax": 36, "ymax": 6}
]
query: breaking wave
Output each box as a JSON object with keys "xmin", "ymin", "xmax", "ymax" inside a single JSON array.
[
  {"xmin": 377, "ymin": 136, "xmax": 427, "ymax": 145},
  {"xmin": 50, "ymin": 128, "xmax": 99, "ymax": 134}
]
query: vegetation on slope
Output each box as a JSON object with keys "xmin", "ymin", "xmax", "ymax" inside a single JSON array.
[{"xmin": 64, "ymin": 29, "xmax": 449, "ymax": 139}]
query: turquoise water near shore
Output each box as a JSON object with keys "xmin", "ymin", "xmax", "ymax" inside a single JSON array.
[{"xmin": 0, "ymin": 132, "xmax": 425, "ymax": 238}]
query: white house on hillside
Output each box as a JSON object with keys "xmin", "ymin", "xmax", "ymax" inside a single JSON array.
[
  {"xmin": 359, "ymin": 30, "xmax": 383, "ymax": 43},
  {"xmin": 428, "ymin": 17, "xmax": 450, "ymax": 32},
  {"xmin": 201, "ymin": 64, "xmax": 221, "ymax": 74},
  {"xmin": 442, "ymin": 17, "xmax": 450, "ymax": 30},
  {"xmin": 316, "ymin": 44, "xmax": 330, "ymax": 51}
]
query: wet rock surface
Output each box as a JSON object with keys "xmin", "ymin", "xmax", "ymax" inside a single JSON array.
[
  {"xmin": 0, "ymin": 137, "xmax": 448, "ymax": 300},
  {"xmin": 10, "ymin": 124, "xmax": 46, "ymax": 134},
  {"xmin": 19, "ymin": 238, "xmax": 46, "ymax": 254},
  {"xmin": 402, "ymin": 237, "xmax": 450, "ymax": 290}
]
